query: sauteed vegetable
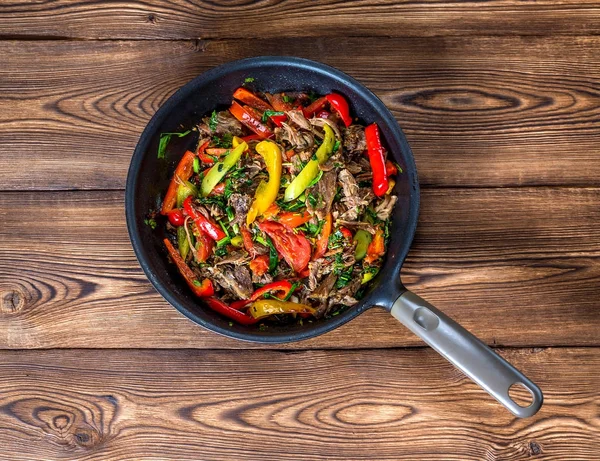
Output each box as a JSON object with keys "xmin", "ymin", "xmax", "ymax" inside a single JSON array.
[{"xmin": 153, "ymin": 85, "xmax": 399, "ymax": 326}]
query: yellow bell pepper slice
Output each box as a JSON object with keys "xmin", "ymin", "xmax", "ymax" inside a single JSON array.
[
  {"xmin": 284, "ymin": 124, "xmax": 335, "ymax": 202},
  {"xmin": 248, "ymin": 299, "xmax": 316, "ymax": 319},
  {"xmin": 246, "ymin": 140, "xmax": 282, "ymax": 225}
]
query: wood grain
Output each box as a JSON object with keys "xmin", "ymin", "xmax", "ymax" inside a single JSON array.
[
  {"xmin": 1, "ymin": 188, "xmax": 598, "ymax": 349},
  {"xmin": 1, "ymin": 36, "xmax": 600, "ymax": 190},
  {"xmin": 0, "ymin": 347, "xmax": 597, "ymax": 460},
  {"xmin": 1, "ymin": 0, "xmax": 600, "ymax": 39}
]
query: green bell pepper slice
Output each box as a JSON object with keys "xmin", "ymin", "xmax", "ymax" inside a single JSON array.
[
  {"xmin": 201, "ymin": 141, "xmax": 247, "ymax": 197},
  {"xmin": 176, "ymin": 180, "xmax": 198, "ymax": 208},
  {"xmin": 353, "ymin": 229, "xmax": 372, "ymax": 261},
  {"xmin": 284, "ymin": 124, "xmax": 335, "ymax": 202}
]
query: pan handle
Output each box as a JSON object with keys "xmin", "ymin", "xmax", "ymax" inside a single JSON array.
[{"xmin": 390, "ymin": 291, "xmax": 543, "ymax": 418}]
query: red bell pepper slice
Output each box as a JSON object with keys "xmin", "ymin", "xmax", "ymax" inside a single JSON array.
[
  {"xmin": 249, "ymin": 254, "xmax": 270, "ymax": 276},
  {"xmin": 193, "ymin": 227, "xmax": 215, "ymax": 263},
  {"xmin": 278, "ymin": 211, "xmax": 312, "ymax": 229},
  {"xmin": 312, "ymin": 213, "xmax": 332, "ymax": 261},
  {"xmin": 240, "ymin": 226, "xmax": 257, "ymax": 258},
  {"xmin": 385, "ymin": 159, "xmax": 398, "ymax": 176},
  {"xmin": 241, "ymin": 134, "xmax": 262, "ymax": 142},
  {"xmin": 203, "ymin": 297, "xmax": 259, "ymax": 325},
  {"xmin": 229, "ymin": 101, "xmax": 273, "ymax": 139},
  {"xmin": 258, "ymin": 221, "xmax": 311, "ymax": 273},
  {"xmin": 161, "ymin": 150, "xmax": 196, "ymax": 215},
  {"xmin": 364, "ymin": 123, "xmax": 389, "ymax": 197},
  {"xmin": 232, "ymin": 280, "xmax": 295, "ymax": 309},
  {"xmin": 270, "ymin": 114, "xmax": 287, "ymax": 127},
  {"xmin": 251, "ymin": 281, "xmax": 293, "ymax": 301},
  {"xmin": 326, "ymin": 93, "xmax": 352, "ymax": 127},
  {"xmin": 164, "ymin": 239, "xmax": 214, "ymax": 297},
  {"xmin": 233, "ymin": 87, "xmax": 273, "ymax": 112},
  {"xmin": 365, "ymin": 227, "xmax": 386, "ymax": 264},
  {"xmin": 183, "ymin": 196, "xmax": 226, "ymax": 241},
  {"xmin": 303, "ymin": 96, "xmax": 327, "ymax": 118}
]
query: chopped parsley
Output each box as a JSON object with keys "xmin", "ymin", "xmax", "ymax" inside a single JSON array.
[
  {"xmin": 283, "ymin": 281, "xmax": 301, "ymax": 301},
  {"xmin": 328, "ymin": 229, "xmax": 346, "ymax": 250},
  {"xmin": 244, "ymin": 77, "xmax": 255, "ymax": 83},
  {"xmin": 332, "ymin": 140, "xmax": 341, "ymax": 153},
  {"xmin": 299, "ymin": 219, "xmax": 324, "ymax": 238},
  {"xmin": 282, "ymin": 94, "xmax": 294, "ymax": 104},
  {"xmin": 276, "ymin": 198, "xmax": 305, "ymax": 212},
  {"xmin": 335, "ymin": 267, "xmax": 353, "ymax": 289},
  {"xmin": 261, "ymin": 110, "xmax": 284, "ymax": 122},
  {"xmin": 306, "ymin": 169, "xmax": 323, "ymax": 189},
  {"xmin": 157, "ymin": 130, "xmax": 191, "ymax": 159},
  {"xmin": 208, "ymin": 110, "xmax": 219, "ymax": 132},
  {"xmin": 144, "ymin": 218, "xmax": 157, "ymax": 230},
  {"xmin": 212, "ymin": 133, "xmax": 233, "ymax": 148},
  {"xmin": 307, "ymin": 90, "xmax": 319, "ymax": 103}
]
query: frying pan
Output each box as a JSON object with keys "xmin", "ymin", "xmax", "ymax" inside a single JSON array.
[{"xmin": 126, "ymin": 56, "xmax": 543, "ymax": 418}]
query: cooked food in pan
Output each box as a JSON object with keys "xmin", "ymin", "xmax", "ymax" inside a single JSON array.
[{"xmin": 153, "ymin": 85, "xmax": 398, "ymax": 325}]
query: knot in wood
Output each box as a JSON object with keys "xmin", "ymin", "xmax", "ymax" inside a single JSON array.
[{"xmin": 0, "ymin": 288, "xmax": 26, "ymax": 315}]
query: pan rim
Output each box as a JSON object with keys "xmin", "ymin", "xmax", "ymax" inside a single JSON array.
[{"xmin": 125, "ymin": 56, "xmax": 420, "ymax": 343}]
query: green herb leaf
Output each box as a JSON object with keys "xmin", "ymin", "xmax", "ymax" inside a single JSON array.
[
  {"xmin": 192, "ymin": 279, "xmax": 202, "ymax": 287},
  {"xmin": 226, "ymin": 206, "xmax": 235, "ymax": 222},
  {"xmin": 262, "ymin": 234, "xmax": 279, "ymax": 274},
  {"xmin": 144, "ymin": 218, "xmax": 157, "ymax": 230},
  {"xmin": 217, "ymin": 236, "xmax": 231, "ymax": 248},
  {"xmin": 212, "ymin": 133, "xmax": 233, "ymax": 148},
  {"xmin": 282, "ymin": 95, "xmax": 293, "ymax": 103},
  {"xmin": 283, "ymin": 281, "xmax": 301, "ymax": 301},
  {"xmin": 244, "ymin": 77, "xmax": 255, "ymax": 83},
  {"xmin": 307, "ymin": 90, "xmax": 319, "ymax": 103},
  {"xmin": 209, "ymin": 111, "xmax": 218, "ymax": 132},
  {"xmin": 306, "ymin": 169, "xmax": 323, "ymax": 189},
  {"xmin": 261, "ymin": 110, "xmax": 284, "ymax": 123},
  {"xmin": 333, "ymin": 140, "xmax": 341, "ymax": 153},
  {"xmin": 157, "ymin": 130, "xmax": 191, "ymax": 159}
]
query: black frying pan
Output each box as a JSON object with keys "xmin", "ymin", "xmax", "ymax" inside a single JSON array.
[{"xmin": 125, "ymin": 57, "xmax": 543, "ymax": 417}]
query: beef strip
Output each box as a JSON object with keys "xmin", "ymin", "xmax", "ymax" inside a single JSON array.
[
  {"xmin": 343, "ymin": 125, "xmax": 366, "ymax": 156},
  {"xmin": 275, "ymin": 123, "xmax": 314, "ymax": 150},
  {"xmin": 306, "ymin": 170, "xmax": 337, "ymax": 219},
  {"xmin": 228, "ymin": 193, "xmax": 251, "ymax": 226},
  {"xmin": 214, "ymin": 250, "xmax": 251, "ymax": 266},
  {"xmin": 338, "ymin": 169, "xmax": 361, "ymax": 220},
  {"xmin": 375, "ymin": 195, "xmax": 397, "ymax": 221},
  {"xmin": 201, "ymin": 110, "xmax": 244, "ymax": 137},
  {"xmin": 286, "ymin": 109, "xmax": 312, "ymax": 131},
  {"xmin": 209, "ymin": 264, "xmax": 253, "ymax": 299},
  {"xmin": 308, "ymin": 272, "xmax": 338, "ymax": 318}
]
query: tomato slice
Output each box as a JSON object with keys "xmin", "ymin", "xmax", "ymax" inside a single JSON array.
[
  {"xmin": 278, "ymin": 211, "xmax": 311, "ymax": 229},
  {"xmin": 258, "ymin": 221, "xmax": 311, "ymax": 273}
]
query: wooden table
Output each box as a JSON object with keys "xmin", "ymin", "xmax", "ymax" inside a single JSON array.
[{"xmin": 1, "ymin": 2, "xmax": 599, "ymax": 460}]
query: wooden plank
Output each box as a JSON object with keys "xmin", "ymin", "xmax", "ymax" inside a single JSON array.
[
  {"xmin": 1, "ymin": 37, "xmax": 600, "ymax": 190},
  {"xmin": 0, "ymin": 347, "xmax": 597, "ymax": 460},
  {"xmin": 1, "ymin": 0, "xmax": 600, "ymax": 39},
  {"xmin": 1, "ymin": 188, "xmax": 598, "ymax": 349}
]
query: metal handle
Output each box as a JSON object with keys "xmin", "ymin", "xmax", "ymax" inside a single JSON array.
[{"xmin": 390, "ymin": 291, "xmax": 543, "ymax": 417}]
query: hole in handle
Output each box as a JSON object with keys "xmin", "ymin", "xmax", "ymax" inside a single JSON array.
[{"xmin": 508, "ymin": 382, "xmax": 534, "ymax": 408}]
